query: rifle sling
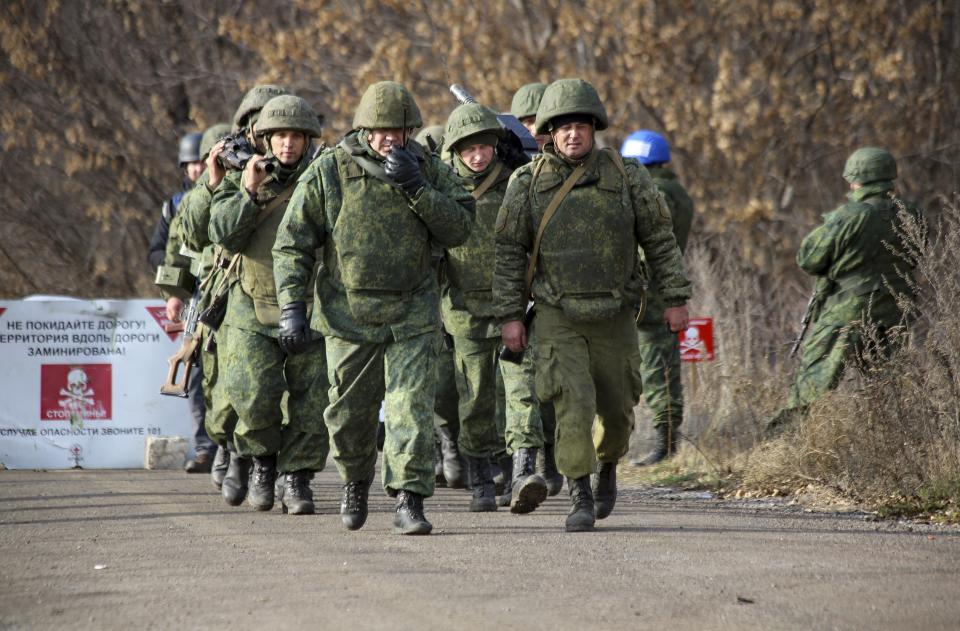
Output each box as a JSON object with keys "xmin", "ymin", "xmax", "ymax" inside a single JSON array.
[
  {"xmin": 338, "ymin": 137, "xmax": 400, "ymax": 189},
  {"xmin": 471, "ymin": 161, "xmax": 503, "ymax": 200},
  {"xmin": 523, "ymin": 153, "xmax": 594, "ymax": 299}
]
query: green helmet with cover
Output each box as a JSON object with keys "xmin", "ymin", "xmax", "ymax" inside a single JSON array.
[
  {"xmin": 255, "ymin": 95, "xmax": 323, "ymax": 138},
  {"xmin": 199, "ymin": 122, "xmax": 231, "ymax": 159},
  {"xmin": 443, "ymin": 103, "xmax": 504, "ymax": 154},
  {"xmin": 842, "ymin": 147, "xmax": 897, "ymax": 185},
  {"xmin": 534, "ymin": 78, "xmax": 609, "ymax": 135},
  {"xmin": 352, "ymin": 81, "xmax": 423, "ymax": 130},
  {"xmin": 233, "ymin": 84, "xmax": 289, "ymax": 131},
  {"xmin": 510, "ymin": 82, "xmax": 547, "ymax": 119}
]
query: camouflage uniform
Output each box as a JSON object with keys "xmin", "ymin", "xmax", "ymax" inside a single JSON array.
[
  {"xmin": 273, "ymin": 82, "xmax": 475, "ymax": 517},
  {"xmin": 772, "ymin": 148, "xmax": 918, "ymax": 426},
  {"xmin": 208, "ymin": 111, "xmax": 330, "ymax": 480},
  {"xmin": 494, "ymin": 79, "xmax": 691, "ymax": 530},
  {"xmin": 635, "ymin": 165, "xmax": 694, "ymax": 440}
]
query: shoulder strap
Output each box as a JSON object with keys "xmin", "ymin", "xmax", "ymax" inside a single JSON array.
[
  {"xmin": 523, "ymin": 155, "xmax": 593, "ymax": 299},
  {"xmin": 337, "ymin": 137, "xmax": 400, "ymax": 189},
  {"xmin": 253, "ymin": 185, "xmax": 295, "ymax": 228},
  {"xmin": 602, "ymin": 147, "xmax": 627, "ymax": 180},
  {"xmin": 471, "ymin": 161, "xmax": 504, "ymax": 200}
]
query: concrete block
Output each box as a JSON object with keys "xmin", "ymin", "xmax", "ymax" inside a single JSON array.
[{"xmin": 144, "ymin": 436, "xmax": 188, "ymax": 470}]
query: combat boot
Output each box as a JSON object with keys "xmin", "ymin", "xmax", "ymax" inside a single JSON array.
[
  {"xmin": 592, "ymin": 461, "xmax": 617, "ymax": 519},
  {"xmin": 438, "ymin": 426, "xmax": 467, "ymax": 489},
  {"xmin": 210, "ymin": 444, "xmax": 230, "ymax": 490},
  {"xmin": 510, "ymin": 448, "xmax": 548, "ymax": 514},
  {"xmin": 565, "ymin": 476, "xmax": 595, "ymax": 532},
  {"xmin": 341, "ymin": 479, "xmax": 372, "ymax": 530},
  {"xmin": 434, "ymin": 442, "xmax": 447, "ymax": 487},
  {"xmin": 281, "ymin": 470, "xmax": 314, "ymax": 515},
  {"xmin": 184, "ymin": 450, "xmax": 213, "ymax": 474},
  {"xmin": 393, "ymin": 490, "xmax": 432, "ymax": 535},
  {"xmin": 247, "ymin": 454, "xmax": 277, "ymax": 511},
  {"xmin": 537, "ymin": 441, "xmax": 564, "ymax": 497},
  {"xmin": 494, "ymin": 453, "xmax": 513, "ymax": 507},
  {"xmin": 221, "ymin": 444, "xmax": 250, "ymax": 507},
  {"xmin": 629, "ymin": 424, "xmax": 678, "ymax": 467},
  {"xmin": 465, "ymin": 455, "xmax": 497, "ymax": 512}
]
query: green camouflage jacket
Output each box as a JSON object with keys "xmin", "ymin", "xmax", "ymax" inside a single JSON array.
[
  {"xmin": 441, "ymin": 154, "xmax": 513, "ymax": 339},
  {"xmin": 640, "ymin": 165, "xmax": 695, "ymax": 323},
  {"xmin": 273, "ymin": 132, "xmax": 475, "ymax": 343},
  {"xmin": 494, "ymin": 145, "xmax": 691, "ymax": 323}
]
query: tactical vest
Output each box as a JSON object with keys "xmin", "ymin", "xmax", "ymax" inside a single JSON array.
[
  {"xmin": 445, "ymin": 161, "xmax": 508, "ymax": 317},
  {"xmin": 326, "ymin": 146, "xmax": 432, "ymax": 325},
  {"xmin": 531, "ymin": 149, "xmax": 640, "ymax": 321}
]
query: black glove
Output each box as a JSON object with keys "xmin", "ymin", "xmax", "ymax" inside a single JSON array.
[
  {"xmin": 384, "ymin": 146, "xmax": 426, "ymax": 198},
  {"xmin": 497, "ymin": 135, "xmax": 531, "ymax": 169},
  {"xmin": 278, "ymin": 301, "xmax": 310, "ymax": 355}
]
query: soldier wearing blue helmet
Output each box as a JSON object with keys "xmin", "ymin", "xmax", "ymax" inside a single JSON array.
[{"xmin": 621, "ymin": 130, "xmax": 695, "ymax": 466}]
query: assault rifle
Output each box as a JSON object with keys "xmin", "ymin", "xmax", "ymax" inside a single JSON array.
[
  {"xmin": 449, "ymin": 84, "xmax": 538, "ymax": 168},
  {"xmin": 217, "ymin": 133, "xmax": 278, "ymax": 174},
  {"xmin": 499, "ymin": 302, "xmax": 536, "ymax": 365},
  {"xmin": 789, "ymin": 277, "xmax": 833, "ymax": 357},
  {"xmin": 160, "ymin": 287, "xmax": 203, "ymax": 397}
]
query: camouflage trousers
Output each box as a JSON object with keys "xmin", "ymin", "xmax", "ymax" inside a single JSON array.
[
  {"xmin": 221, "ymin": 327, "xmax": 329, "ymax": 473},
  {"xmin": 532, "ymin": 305, "xmax": 643, "ymax": 479},
  {"xmin": 325, "ymin": 332, "xmax": 438, "ymax": 498},
  {"xmin": 200, "ymin": 324, "xmax": 240, "ymax": 446},
  {"xmin": 636, "ymin": 321, "xmax": 683, "ymax": 429},
  {"xmin": 434, "ymin": 342, "xmax": 460, "ymax": 438},
  {"xmin": 451, "ymin": 335, "xmax": 544, "ymax": 458}
]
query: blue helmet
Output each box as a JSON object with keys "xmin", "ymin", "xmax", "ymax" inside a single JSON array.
[{"xmin": 621, "ymin": 129, "xmax": 670, "ymax": 165}]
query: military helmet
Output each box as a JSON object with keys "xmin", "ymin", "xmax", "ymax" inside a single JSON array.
[
  {"xmin": 255, "ymin": 95, "xmax": 323, "ymax": 138},
  {"xmin": 621, "ymin": 130, "xmax": 670, "ymax": 165},
  {"xmin": 415, "ymin": 124, "xmax": 446, "ymax": 151},
  {"xmin": 232, "ymin": 84, "xmax": 289, "ymax": 131},
  {"xmin": 443, "ymin": 103, "xmax": 504, "ymax": 153},
  {"xmin": 534, "ymin": 78, "xmax": 609, "ymax": 135},
  {"xmin": 842, "ymin": 147, "xmax": 897, "ymax": 184},
  {"xmin": 510, "ymin": 82, "xmax": 547, "ymax": 119},
  {"xmin": 352, "ymin": 81, "xmax": 423, "ymax": 130},
  {"xmin": 178, "ymin": 132, "xmax": 203, "ymax": 166},
  {"xmin": 199, "ymin": 123, "xmax": 231, "ymax": 160}
]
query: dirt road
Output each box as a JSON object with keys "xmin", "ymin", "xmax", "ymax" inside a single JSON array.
[{"xmin": 1, "ymin": 467, "xmax": 957, "ymax": 630}]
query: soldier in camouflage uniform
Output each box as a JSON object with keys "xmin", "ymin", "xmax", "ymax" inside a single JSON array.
[
  {"xmin": 621, "ymin": 130, "xmax": 695, "ymax": 466},
  {"xmin": 441, "ymin": 102, "xmax": 548, "ymax": 514},
  {"xmin": 209, "ymin": 94, "xmax": 330, "ymax": 515},
  {"xmin": 415, "ymin": 124, "xmax": 468, "ymax": 491},
  {"xmin": 151, "ymin": 131, "xmax": 216, "ymax": 473},
  {"xmin": 494, "ymin": 79, "xmax": 691, "ymax": 532},
  {"xmin": 768, "ymin": 147, "xmax": 918, "ymax": 431},
  {"xmin": 273, "ymin": 81, "xmax": 475, "ymax": 535},
  {"xmin": 510, "ymin": 83, "xmax": 549, "ymax": 151},
  {"xmin": 175, "ymin": 121, "xmax": 237, "ymax": 490}
]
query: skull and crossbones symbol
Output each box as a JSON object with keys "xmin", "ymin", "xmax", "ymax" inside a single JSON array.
[
  {"xmin": 680, "ymin": 326, "xmax": 706, "ymax": 358},
  {"xmin": 59, "ymin": 367, "xmax": 95, "ymax": 409}
]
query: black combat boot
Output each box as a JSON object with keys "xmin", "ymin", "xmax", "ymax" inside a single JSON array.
[
  {"xmin": 341, "ymin": 479, "xmax": 372, "ymax": 531},
  {"xmin": 438, "ymin": 426, "xmax": 467, "ymax": 489},
  {"xmin": 210, "ymin": 444, "xmax": 230, "ymax": 490},
  {"xmin": 435, "ymin": 442, "xmax": 447, "ymax": 487},
  {"xmin": 221, "ymin": 443, "xmax": 250, "ymax": 507},
  {"xmin": 494, "ymin": 453, "xmax": 513, "ymax": 507},
  {"xmin": 281, "ymin": 470, "xmax": 314, "ymax": 515},
  {"xmin": 592, "ymin": 461, "xmax": 617, "ymax": 519},
  {"xmin": 184, "ymin": 450, "xmax": 213, "ymax": 474},
  {"xmin": 247, "ymin": 454, "xmax": 277, "ymax": 511},
  {"xmin": 537, "ymin": 441, "xmax": 564, "ymax": 497},
  {"xmin": 465, "ymin": 456, "xmax": 497, "ymax": 512},
  {"xmin": 393, "ymin": 490, "xmax": 433, "ymax": 535},
  {"xmin": 510, "ymin": 448, "xmax": 548, "ymax": 514},
  {"xmin": 565, "ymin": 476, "xmax": 595, "ymax": 532},
  {"xmin": 629, "ymin": 424, "xmax": 678, "ymax": 467}
]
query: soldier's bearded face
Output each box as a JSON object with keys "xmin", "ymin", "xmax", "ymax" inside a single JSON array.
[
  {"xmin": 553, "ymin": 122, "xmax": 594, "ymax": 160},
  {"xmin": 270, "ymin": 131, "xmax": 307, "ymax": 165},
  {"xmin": 367, "ymin": 128, "xmax": 406, "ymax": 157},
  {"xmin": 458, "ymin": 143, "xmax": 495, "ymax": 173},
  {"xmin": 184, "ymin": 160, "xmax": 205, "ymax": 183}
]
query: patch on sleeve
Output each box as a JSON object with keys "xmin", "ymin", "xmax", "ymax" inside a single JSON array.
[
  {"xmin": 495, "ymin": 206, "xmax": 509, "ymax": 233},
  {"xmin": 654, "ymin": 190, "xmax": 672, "ymax": 221}
]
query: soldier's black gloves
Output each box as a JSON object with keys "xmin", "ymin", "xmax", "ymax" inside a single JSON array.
[
  {"xmin": 385, "ymin": 146, "xmax": 426, "ymax": 198},
  {"xmin": 497, "ymin": 136, "xmax": 531, "ymax": 170},
  {"xmin": 278, "ymin": 301, "xmax": 310, "ymax": 355}
]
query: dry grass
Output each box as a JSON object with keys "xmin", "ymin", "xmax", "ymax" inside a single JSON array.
[{"xmin": 629, "ymin": 196, "xmax": 960, "ymax": 521}]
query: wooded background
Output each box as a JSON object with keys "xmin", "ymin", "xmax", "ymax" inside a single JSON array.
[{"xmin": 1, "ymin": 0, "xmax": 957, "ymax": 298}]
